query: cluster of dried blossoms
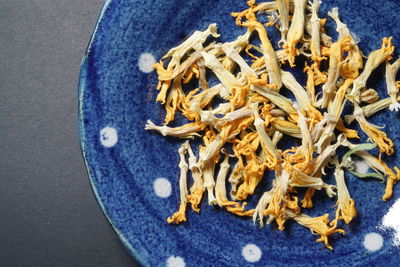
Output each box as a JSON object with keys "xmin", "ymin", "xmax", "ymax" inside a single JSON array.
[{"xmin": 145, "ymin": 0, "xmax": 400, "ymax": 250}]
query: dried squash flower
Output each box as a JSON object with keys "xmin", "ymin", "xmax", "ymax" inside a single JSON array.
[
  {"xmin": 163, "ymin": 24, "xmax": 220, "ymax": 72},
  {"xmin": 283, "ymin": 0, "xmax": 307, "ymax": 67},
  {"xmin": 240, "ymin": 21, "xmax": 282, "ymax": 88},
  {"xmin": 330, "ymin": 157, "xmax": 357, "ymax": 226},
  {"xmin": 144, "ymin": 0, "xmax": 400, "ymax": 250},
  {"xmin": 385, "ymin": 58, "xmax": 400, "ymax": 111},
  {"xmin": 215, "ymin": 149, "xmax": 252, "ymax": 215},
  {"xmin": 187, "ymin": 143, "xmax": 205, "ymax": 213},
  {"xmin": 284, "ymin": 209, "xmax": 345, "ymax": 250},
  {"xmin": 344, "ymin": 96, "xmax": 400, "ymax": 124},
  {"xmin": 352, "ymin": 102, "xmax": 394, "ymax": 156},
  {"xmin": 145, "ymin": 120, "xmax": 205, "ymax": 139},
  {"xmin": 305, "ymin": 19, "xmax": 332, "ymax": 47},
  {"xmin": 222, "ymin": 30, "xmax": 253, "ymax": 73},
  {"xmin": 251, "ymin": 102, "xmax": 280, "ymax": 169},
  {"xmin": 348, "ymin": 37, "xmax": 395, "ymax": 103},
  {"xmin": 328, "ymin": 7, "xmax": 363, "ymax": 79},
  {"xmin": 316, "ymin": 36, "xmax": 351, "ymax": 109},
  {"xmin": 308, "ymin": 0, "xmax": 324, "ymax": 63},
  {"xmin": 167, "ymin": 142, "xmax": 190, "ymax": 224},
  {"xmin": 281, "ymin": 70, "xmax": 322, "ymax": 120},
  {"xmin": 345, "ymin": 142, "xmax": 400, "ymax": 201},
  {"xmin": 251, "ymin": 84, "xmax": 298, "ymax": 121},
  {"xmin": 276, "ymin": 0, "xmax": 290, "ymax": 45}
]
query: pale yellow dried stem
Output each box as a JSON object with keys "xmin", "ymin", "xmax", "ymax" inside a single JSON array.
[
  {"xmin": 145, "ymin": 120, "xmax": 205, "ymax": 139},
  {"xmin": 284, "ymin": 0, "xmax": 307, "ymax": 67},
  {"xmin": 360, "ymin": 88, "xmax": 379, "ymax": 104},
  {"xmin": 309, "ymin": 0, "xmax": 323, "ymax": 61},
  {"xmin": 276, "ymin": 0, "xmax": 290, "ymax": 45},
  {"xmin": 385, "ymin": 58, "xmax": 400, "ymax": 111},
  {"xmin": 305, "ymin": 20, "xmax": 332, "ymax": 47}
]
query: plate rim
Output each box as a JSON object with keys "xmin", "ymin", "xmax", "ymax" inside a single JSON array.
[{"xmin": 77, "ymin": 0, "xmax": 147, "ymax": 265}]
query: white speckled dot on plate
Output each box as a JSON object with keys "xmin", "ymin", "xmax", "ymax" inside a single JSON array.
[
  {"xmin": 242, "ymin": 244, "xmax": 262, "ymax": 263},
  {"xmin": 354, "ymin": 159, "xmax": 369, "ymax": 174},
  {"xmin": 364, "ymin": 233, "xmax": 384, "ymax": 252},
  {"xmin": 79, "ymin": 0, "xmax": 400, "ymax": 266},
  {"xmin": 138, "ymin": 53, "xmax": 156, "ymax": 73},
  {"xmin": 153, "ymin": 178, "xmax": 172, "ymax": 198},
  {"xmin": 166, "ymin": 256, "xmax": 186, "ymax": 267},
  {"xmin": 99, "ymin": 127, "xmax": 118, "ymax": 148}
]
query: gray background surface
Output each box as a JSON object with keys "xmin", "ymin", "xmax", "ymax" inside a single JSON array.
[{"xmin": 0, "ymin": 1, "xmax": 139, "ymax": 266}]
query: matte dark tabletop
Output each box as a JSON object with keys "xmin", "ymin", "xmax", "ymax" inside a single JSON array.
[{"xmin": 0, "ymin": 1, "xmax": 139, "ymax": 266}]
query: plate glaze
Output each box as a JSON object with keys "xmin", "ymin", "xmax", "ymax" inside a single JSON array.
[{"xmin": 78, "ymin": 0, "xmax": 400, "ymax": 266}]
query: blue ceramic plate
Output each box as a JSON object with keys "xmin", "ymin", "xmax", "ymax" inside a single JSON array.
[{"xmin": 79, "ymin": 0, "xmax": 400, "ymax": 266}]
